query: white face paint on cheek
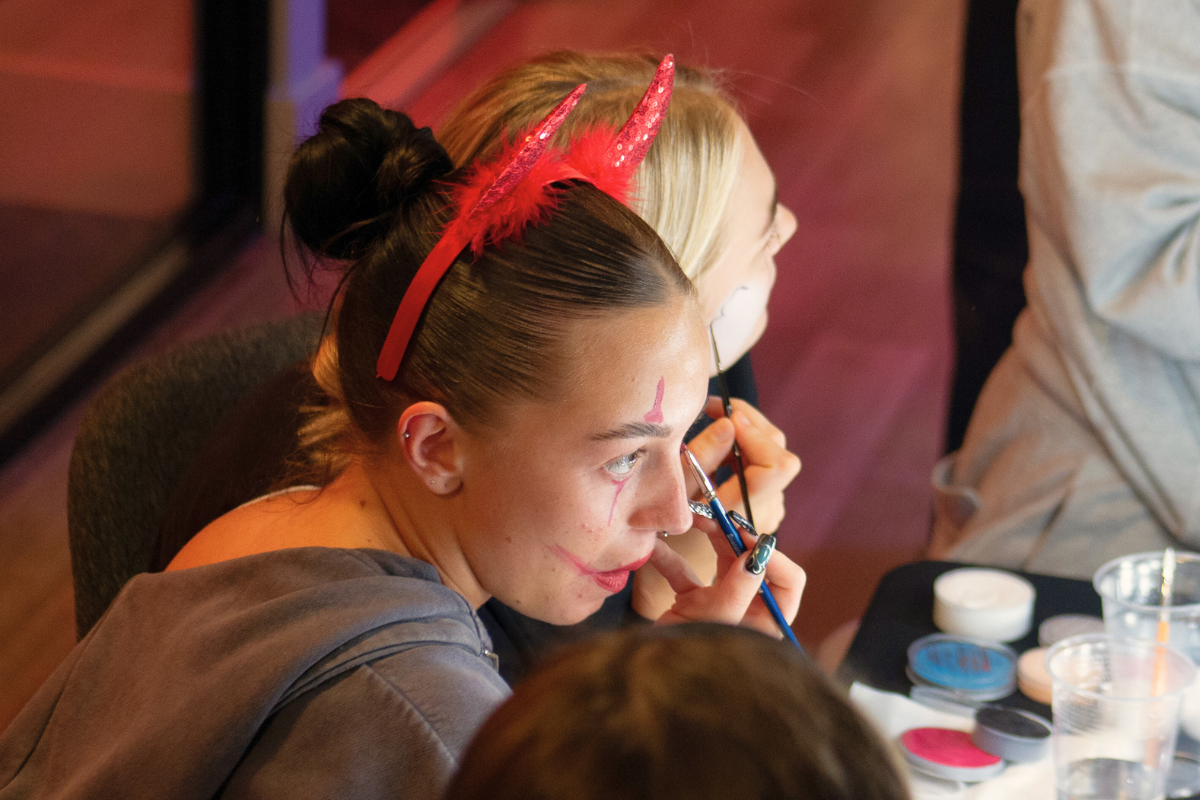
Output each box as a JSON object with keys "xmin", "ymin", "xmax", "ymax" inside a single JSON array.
[{"xmin": 708, "ymin": 277, "xmax": 772, "ymax": 370}]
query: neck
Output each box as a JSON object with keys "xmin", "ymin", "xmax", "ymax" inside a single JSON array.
[{"xmin": 347, "ymin": 457, "xmax": 491, "ymax": 609}]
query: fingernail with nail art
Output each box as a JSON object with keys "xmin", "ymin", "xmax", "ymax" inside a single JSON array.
[{"xmin": 746, "ymin": 534, "xmax": 776, "ymax": 575}]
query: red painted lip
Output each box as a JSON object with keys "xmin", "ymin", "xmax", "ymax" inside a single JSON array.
[
  {"xmin": 590, "ymin": 570, "xmax": 632, "ymax": 593},
  {"xmin": 552, "ymin": 547, "xmax": 653, "ymax": 594}
]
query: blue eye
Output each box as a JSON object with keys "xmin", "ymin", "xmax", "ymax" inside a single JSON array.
[{"xmin": 606, "ymin": 451, "xmax": 640, "ymax": 477}]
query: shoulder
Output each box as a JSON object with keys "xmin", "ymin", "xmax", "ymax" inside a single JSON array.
[{"xmin": 223, "ymin": 641, "xmax": 509, "ymax": 800}]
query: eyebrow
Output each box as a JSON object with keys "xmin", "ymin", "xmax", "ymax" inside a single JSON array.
[{"xmin": 590, "ymin": 421, "xmax": 673, "ymax": 442}]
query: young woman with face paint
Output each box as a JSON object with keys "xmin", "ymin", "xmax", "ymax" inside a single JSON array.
[
  {"xmin": 0, "ymin": 97, "xmax": 805, "ymax": 799},
  {"xmin": 145, "ymin": 52, "xmax": 803, "ymax": 687}
]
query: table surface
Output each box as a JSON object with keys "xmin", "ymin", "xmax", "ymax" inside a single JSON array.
[{"xmin": 838, "ymin": 560, "xmax": 1103, "ymax": 717}]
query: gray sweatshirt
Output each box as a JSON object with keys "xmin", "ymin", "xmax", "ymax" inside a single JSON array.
[
  {"xmin": 932, "ymin": 0, "xmax": 1200, "ymax": 576},
  {"xmin": 0, "ymin": 548, "xmax": 510, "ymax": 799}
]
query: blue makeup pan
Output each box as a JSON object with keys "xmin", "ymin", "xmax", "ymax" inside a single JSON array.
[{"xmin": 907, "ymin": 634, "xmax": 1018, "ymax": 701}]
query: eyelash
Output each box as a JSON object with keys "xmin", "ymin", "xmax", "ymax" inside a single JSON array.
[{"xmin": 606, "ymin": 450, "xmax": 644, "ymax": 478}]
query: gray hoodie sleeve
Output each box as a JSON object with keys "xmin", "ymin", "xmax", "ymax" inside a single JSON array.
[
  {"xmin": 932, "ymin": 0, "xmax": 1200, "ymax": 573},
  {"xmin": 220, "ymin": 645, "xmax": 505, "ymax": 800},
  {"xmin": 1017, "ymin": 0, "xmax": 1200, "ymax": 359}
]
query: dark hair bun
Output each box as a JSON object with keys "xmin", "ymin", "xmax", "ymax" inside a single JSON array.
[{"xmin": 285, "ymin": 98, "xmax": 453, "ymax": 260}]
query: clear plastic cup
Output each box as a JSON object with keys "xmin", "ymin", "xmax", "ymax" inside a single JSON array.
[
  {"xmin": 1048, "ymin": 634, "xmax": 1194, "ymax": 800},
  {"xmin": 1094, "ymin": 551, "xmax": 1200, "ymax": 740}
]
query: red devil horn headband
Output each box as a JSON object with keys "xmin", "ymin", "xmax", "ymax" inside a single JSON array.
[
  {"xmin": 376, "ymin": 55, "xmax": 676, "ymax": 381},
  {"xmin": 607, "ymin": 53, "xmax": 674, "ymax": 170}
]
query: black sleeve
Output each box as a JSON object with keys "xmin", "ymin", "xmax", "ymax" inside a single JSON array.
[{"xmin": 477, "ymin": 580, "xmax": 638, "ymax": 686}]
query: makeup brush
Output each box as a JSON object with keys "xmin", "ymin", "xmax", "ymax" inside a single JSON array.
[
  {"xmin": 709, "ymin": 328, "xmax": 754, "ymax": 529},
  {"xmin": 683, "ymin": 444, "xmax": 801, "ymax": 650}
]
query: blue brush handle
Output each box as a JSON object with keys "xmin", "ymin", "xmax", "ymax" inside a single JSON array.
[{"xmin": 707, "ymin": 495, "xmax": 802, "ymax": 651}]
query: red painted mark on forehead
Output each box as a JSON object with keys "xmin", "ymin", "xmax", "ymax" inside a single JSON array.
[{"xmin": 644, "ymin": 377, "xmax": 665, "ymax": 424}]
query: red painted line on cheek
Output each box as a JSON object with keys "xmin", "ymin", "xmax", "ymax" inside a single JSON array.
[
  {"xmin": 607, "ymin": 478, "xmax": 628, "ymax": 526},
  {"xmin": 644, "ymin": 377, "xmax": 665, "ymax": 423}
]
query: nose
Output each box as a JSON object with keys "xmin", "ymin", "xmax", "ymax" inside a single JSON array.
[
  {"xmin": 631, "ymin": 454, "xmax": 695, "ymax": 536},
  {"xmin": 775, "ymin": 204, "xmax": 798, "ymax": 250}
]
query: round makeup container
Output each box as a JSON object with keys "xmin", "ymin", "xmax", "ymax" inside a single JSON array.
[
  {"xmin": 908, "ymin": 771, "xmax": 966, "ymax": 799},
  {"xmin": 1167, "ymin": 752, "xmax": 1200, "ymax": 800},
  {"xmin": 1016, "ymin": 647, "xmax": 1053, "ymax": 705},
  {"xmin": 1038, "ymin": 613, "xmax": 1105, "ymax": 647},
  {"xmin": 899, "ymin": 727, "xmax": 1005, "ymax": 783},
  {"xmin": 971, "ymin": 706, "xmax": 1051, "ymax": 762},
  {"xmin": 908, "ymin": 634, "xmax": 1018, "ymax": 702},
  {"xmin": 933, "ymin": 568, "xmax": 1035, "ymax": 642}
]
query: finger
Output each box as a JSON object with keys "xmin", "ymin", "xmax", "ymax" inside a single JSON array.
[
  {"xmin": 697, "ymin": 514, "xmax": 746, "ymax": 576},
  {"xmin": 705, "ymin": 551, "xmax": 768, "ymax": 625},
  {"xmin": 710, "ymin": 413, "xmax": 798, "ymax": 534},
  {"xmin": 760, "ymin": 550, "xmax": 807, "ymax": 623},
  {"xmin": 732, "ymin": 409, "xmax": 801, "ymax": 484},
  {"xmin": 664, "ymin": 526, "xmax": 719, "ymax": 586},
  {"xmin": 647, "ymin": 538, "xmax": 703, "ymax": 595},
  {"xmin": 684, "ymin": 414, "xmax": 736, "ymax": 477},
  {"xmin": 727, "ymin": 398, "xmax": 788, "ymax": 448}
]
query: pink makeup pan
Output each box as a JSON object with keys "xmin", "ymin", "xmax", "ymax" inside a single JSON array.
[{"xmin": 899, "ymin": 728, "xmax": 1005, "ymax": 783}]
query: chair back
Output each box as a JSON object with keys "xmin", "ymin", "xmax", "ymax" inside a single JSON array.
[{"xmin": 67, "ymin": 314, "xmax": 322, "ymax": 638}]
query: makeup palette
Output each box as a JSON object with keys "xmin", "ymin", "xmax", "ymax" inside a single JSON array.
[
  {"xmin": 1016, "ymin": 647, "xmax": 1053, "ymax": 704},
  {"xmin": 933, "ymin": 568, "xmax": 1035, "ymax": 642},
  {"xmin": 899, "ymin": 727, "xmax": 1005, "ymax": 783},
  {"xmin": 908, "ymin": 634, "xmax": 1018, "ymax": 702},
  {"xmin": 1037, "ymin": 613, "xmax": 1105, "ymax": 647},
  {"xmin": 971, "ymin": 706, "xmax": 1051, "ymax": 762},
  {"xmin": 907, "ymin": 771, "xmax": 966, "ymax": 800}
]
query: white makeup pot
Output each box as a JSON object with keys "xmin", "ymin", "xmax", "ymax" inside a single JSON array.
[{"xmin": 932, "ymin": 568, "xmax": 1035, "ymax": 642}]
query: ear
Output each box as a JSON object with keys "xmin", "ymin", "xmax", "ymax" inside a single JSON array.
[{"xmin": 396, "ymin": 402, "xmax": 465, "ymax": 495}]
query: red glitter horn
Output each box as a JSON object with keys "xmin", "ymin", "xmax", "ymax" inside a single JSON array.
[
  {"xmin": 562, "ymin": 54, "xmax": 675, "ymax": 204},
  {"xmin": 607, "ymin": 54, "xmax": 674, "ymax": 172},
  {"xmin": 375, "ymin": 83, "xmax": 586, "ymax": 381}
]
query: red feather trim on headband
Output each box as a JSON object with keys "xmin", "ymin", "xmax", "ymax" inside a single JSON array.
[
  {"xmin": 561, "ymin": 127, "xmax": 637, "ymax": 206},
  {"xmin": 450, "ymin": 140, "xmax": 573, "ymax": 255},
  {"xmin": 448, "ymin": 126, "xmax": 640, "ymax": 257}
]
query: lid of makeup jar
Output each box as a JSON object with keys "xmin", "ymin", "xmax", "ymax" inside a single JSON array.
[
  {"xmin": 1037, "ymin": 614, "xmax": 1105, "ymax": 648},
  {"xmin": 899, "ymin": 727, "xmax": 1006, "ymax": 783},
  {"xmin": 970, "ymin": 706, "xmax": 1051, "ymax": 763},
  {"xmin": 908, "ymin": 634, "xmax": 1018, "ymax": 701},
  {"xmin": 1016, "ymin": 647, "xmax": 1053, "ymax": 705},
  {"xmin": 932, "ymin": 568, "xmax": 1036, "ymax": 642}
]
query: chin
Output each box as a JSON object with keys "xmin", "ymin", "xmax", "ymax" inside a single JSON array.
[
  {"xmin": 514, "ymin": 594, "xmax": 607, "ymax": 627},
  {"xmin": 746, "ymin": 312, "xmax": 769, "ymax": 351}
]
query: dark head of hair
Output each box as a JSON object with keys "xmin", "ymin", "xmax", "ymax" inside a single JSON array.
[
  {"xmin": 283, "ymin": 98, "xmax": 693, "ymax": 460},
  {"xmin": 445, "ymin": 624, "xmax": 911, "ymax": 800}
]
